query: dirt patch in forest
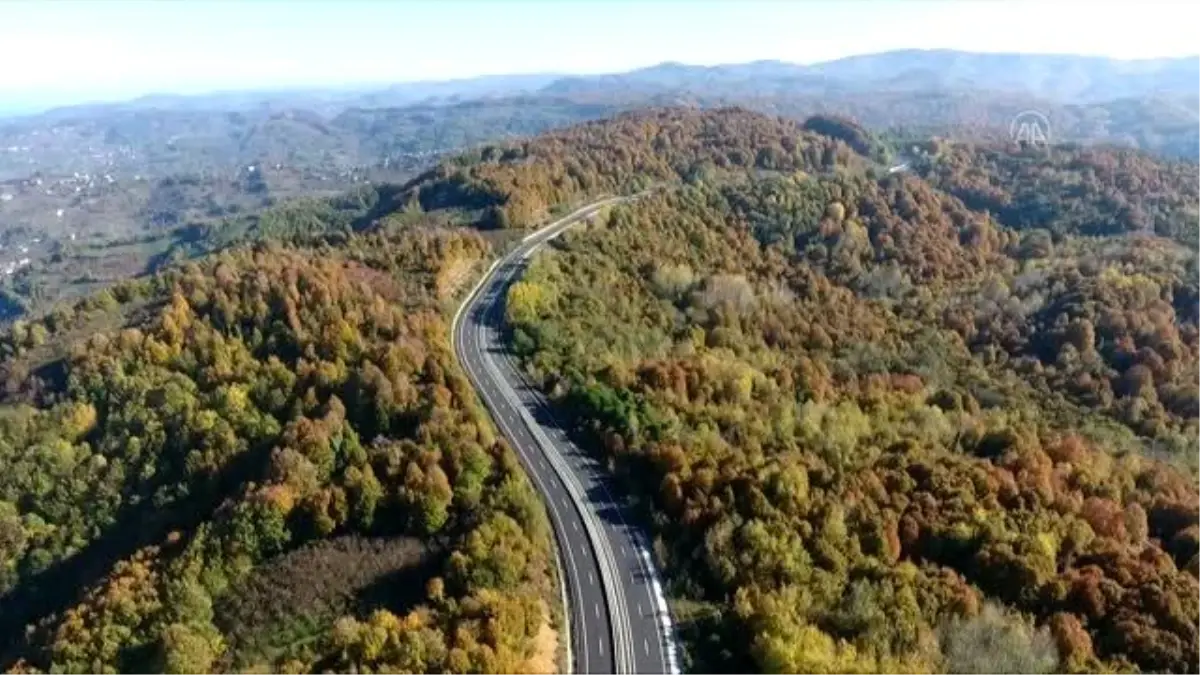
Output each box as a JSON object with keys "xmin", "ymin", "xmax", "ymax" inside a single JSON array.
[{"xmin": 214, "ymin": 535, "xmax": 437, "ymax": 669}]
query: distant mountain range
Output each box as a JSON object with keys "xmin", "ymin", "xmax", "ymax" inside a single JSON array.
[
  {"xmin": 812, "ymin": 50, "xmax": 1198, "ymax": 101},
  {"xmin": 1, "ymin": 50, "xmax": 1195, "ymax": 180},
  {"xmin": 2, "ymin": 73, "xmax": 571, "ymax": 121},
  {"xmin": 8, "ymin": 50, "xmax": 1197, "ymax": 120}
]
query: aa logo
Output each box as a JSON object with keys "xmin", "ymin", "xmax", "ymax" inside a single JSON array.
[{"xmin": 1010, "ymin": 110, "xmax": 1051, "ymax": 147}]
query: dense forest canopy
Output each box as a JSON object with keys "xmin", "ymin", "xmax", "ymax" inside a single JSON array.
[
  {"xmin": 398, "ymin": 107, "xmax": 867, "ymax": 229},
  {"xmin": 0, "ymin": 227, "xmax": 560, "ymax": 672},
  {"xmin": 485, "ymin": 109, "xmax": 1198, "ymax": 672},
  {"xmin": 0, "ymin": 105, "xmax": 1196, "ymax": 674}
]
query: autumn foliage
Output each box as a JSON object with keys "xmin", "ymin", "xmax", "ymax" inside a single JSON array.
[
  {"xmin": 503, "ymin": 109, "xmax": 1198, "ymax": 672},
  {"xmin": 0, "ymin": 228, "xmax": 555, "ymax": 672},
  {"xmin": 0, "ymin": 106, "xmax": 1196, "ymax": 674}
]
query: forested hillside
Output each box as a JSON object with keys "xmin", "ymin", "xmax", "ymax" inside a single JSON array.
[
  {"xmin": 0, "ymin": 106, "xmax": 1195, "ymax": 674},
  {"xmin": 4, "ymin": 54, "xmax": 1194, "ymax": 327},
  {"xmin": 0, "ymin": 227, "xmax": 559, "ymax": 672},
  {"xmin": 397, "ymin": 108, "xmax": 868, "ymax": 229},
  {"xmin": 493, "ymin": 110, "xmax": 1199, "ymax": 671}
]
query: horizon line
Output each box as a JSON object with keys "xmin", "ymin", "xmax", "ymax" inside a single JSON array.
[{"xmin": 4, "ymin": 47, "xmax": 1198, "ymax": 118}]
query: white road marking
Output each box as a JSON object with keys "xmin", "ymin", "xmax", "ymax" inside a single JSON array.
[
  {"xmin": 594, "ymin": 603, "xmax": 601, "ymax": 619},
  {"xmin": 644, "ymin": 638, "xmax": 650, "ymax": 656},
  {"xmin": 638, "ymin": 602, "xmax": 644, "ymax": 616},
  {"xmin": 598, "ymin": 638, "xmax": 604, "ymax": 656},
  {"xmin": 572, "ymin": 520, "xmax": 579, "ymax": 532},
  {"xmin": 587, "ymin": 570, "xmax": 594, "ymax": 585}
]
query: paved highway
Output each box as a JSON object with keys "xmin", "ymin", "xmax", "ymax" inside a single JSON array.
[{"xmin": 452, "ymin": 199, "xmax": 680, "ymax": 675}]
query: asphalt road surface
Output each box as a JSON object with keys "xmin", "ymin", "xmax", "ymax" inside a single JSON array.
[{"xmin": 452, "ymin": 199, "xmax": 680, "ymax": 675}]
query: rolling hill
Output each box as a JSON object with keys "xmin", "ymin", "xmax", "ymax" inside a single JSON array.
[
  {"xmin": 2, "ymin": 50, "xmax": 1196, "ymax": 184},
  {"xmin": 0, "ymin": 107, "xmax": 1195, "ymax": 673}
]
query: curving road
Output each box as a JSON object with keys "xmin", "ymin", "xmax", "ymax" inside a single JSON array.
[{"xmin": 451, "ymin": 199, "xmax": 680, "ymax": 675}]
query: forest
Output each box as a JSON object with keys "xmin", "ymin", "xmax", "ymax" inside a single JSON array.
[
  {"xmin": 0, "ymin": 226, "xmax": 559, "ymax": 672},
  {"xmin": 0, "ymin": 106, "xmax": 1196, "ymax": 673},
  {"xmin": 497, "ymin": 111, "xmax": 1198, "ymax": 671},
  {"xmin": 397, "ymin": 107, "xmax": 869, "ymax": 229}
]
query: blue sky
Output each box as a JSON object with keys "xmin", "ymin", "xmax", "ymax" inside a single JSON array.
[{"xmin": 3, "ymin": 0, "xmax": 1197, "ymax": 108}]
